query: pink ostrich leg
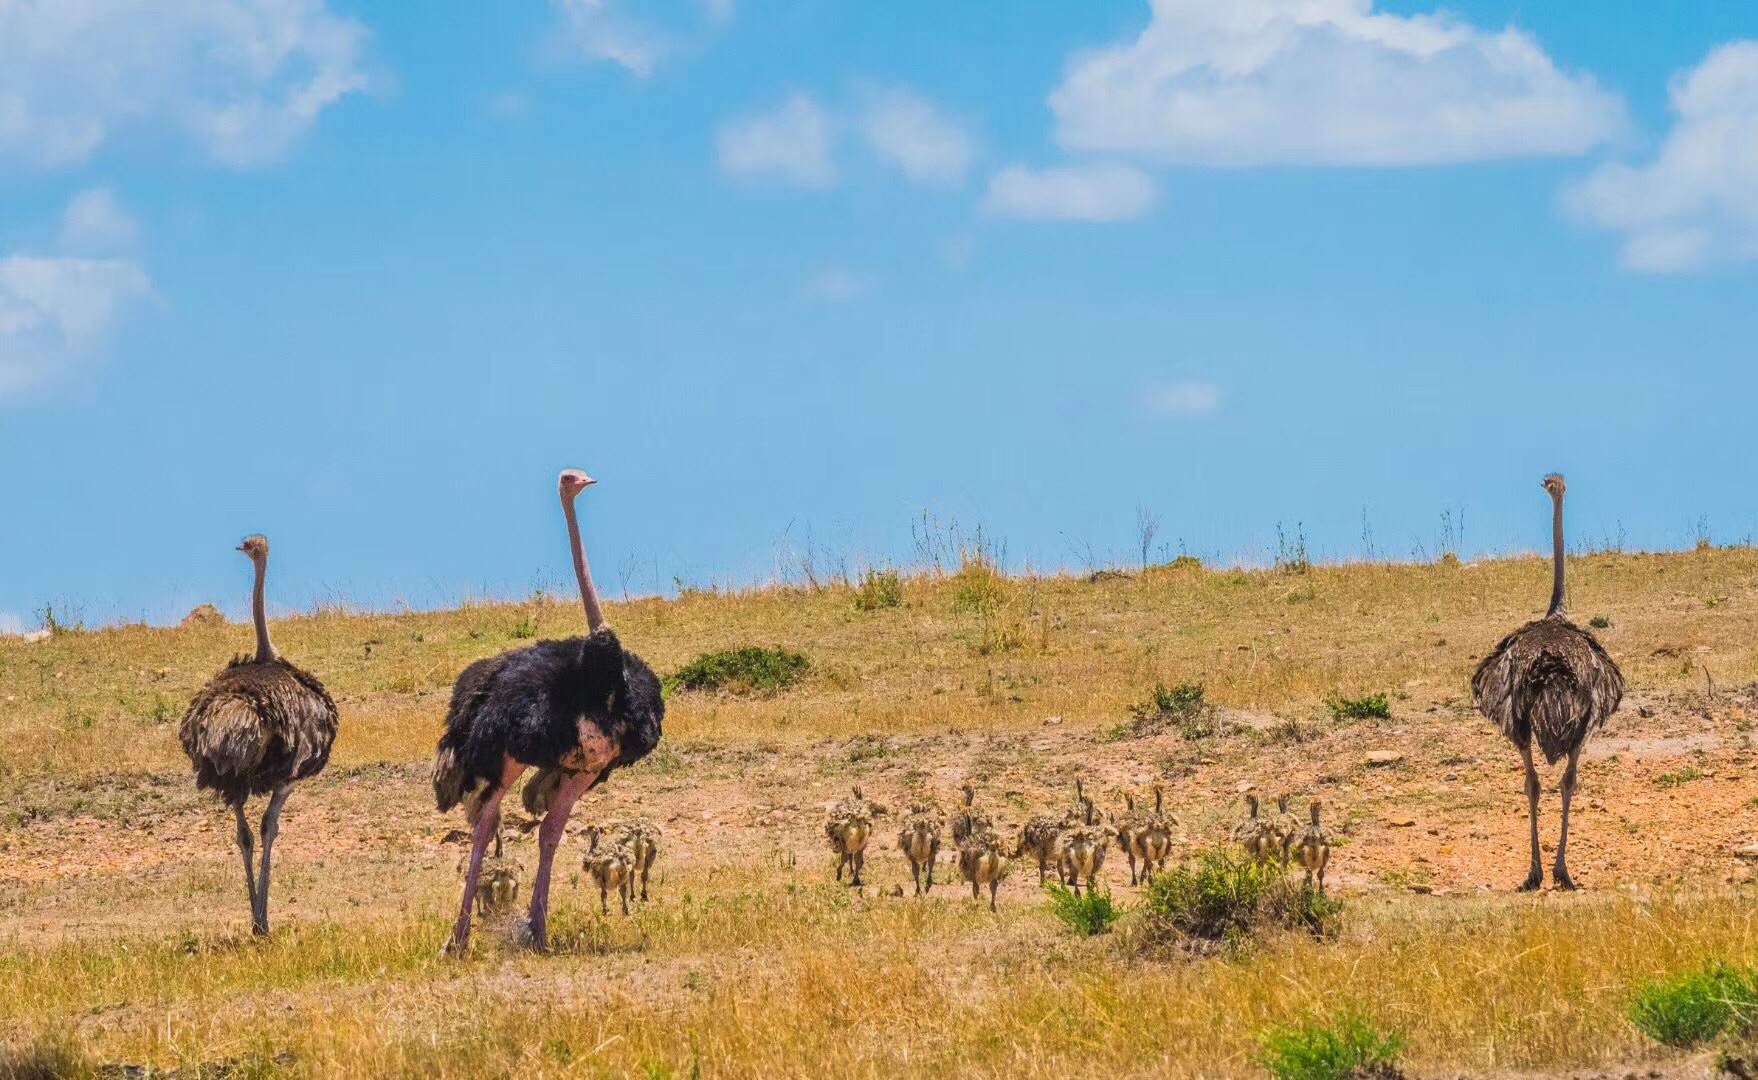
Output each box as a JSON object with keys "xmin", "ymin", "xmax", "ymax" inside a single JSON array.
[
  {"xmin": 448, "ymin": 758, "xmax": 527, "ymax": 953},
  {"xmin": 526, "ymin": 723, "xmax": 617, "ymax": 951}
]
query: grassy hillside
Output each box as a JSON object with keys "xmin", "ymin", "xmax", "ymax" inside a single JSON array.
[{"xmin": 4, "ymin": 548, "xmax": 1758, "ymax": 1076}]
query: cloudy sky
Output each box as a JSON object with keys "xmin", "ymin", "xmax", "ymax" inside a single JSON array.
[{"xmin": 2, "ymin": 0, "xmax": 1756, "ymax": 627}]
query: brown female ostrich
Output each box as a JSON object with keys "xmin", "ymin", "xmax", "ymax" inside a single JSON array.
[
  {"xmin": 433, "ymin": 470, "xmax": 663, "ymax": 953},
  {"xmin": 1472, "ymin": 474, "xmax": 1624, "ymax": 890},
  {"xmin": 180, "ymin": 536, "xmax": 338, "ymax": 936}
]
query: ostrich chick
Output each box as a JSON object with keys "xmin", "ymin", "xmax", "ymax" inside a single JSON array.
[
  {"xmin": 582, "ymin": 825, "xmax": 632, "ymax": 916},
  {"xmin": 897, "ymin": 800, "xmax": 945, "ymax": 896}
]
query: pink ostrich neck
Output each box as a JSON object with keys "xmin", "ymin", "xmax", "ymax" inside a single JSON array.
[
  {"xmin": 1546, "ymin": 486, "xmax": 1567, "ymax": 619},
  {"xmin": 562, "ymin": 489, "xmax": 607, "ymax": 633},
  {"xmin": 251, "ymin": 554, "xmax": 278, "ymax": 661}
]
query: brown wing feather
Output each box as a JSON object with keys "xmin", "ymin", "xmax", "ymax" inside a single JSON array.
[
  {"xmin": 1472, "ymin": 617, "xmax": 1623, "ymax": 764},
  {"xmin": 181, "ymin": 657, "xmax": 339, "ymax": 805}
]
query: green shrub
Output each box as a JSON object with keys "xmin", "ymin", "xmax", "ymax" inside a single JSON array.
[
  {"xmin": 1256, "ymin": 1010, "xmax": 1405, "ymax": 1080},
  {"xmin": 1589, "ymin": 615, "xmax": 1612, "ymax": 629},
  {"xmin": 1164, "ymin": 553, "xmax": 1203, "ymax": 571},
  {"xmin": 852, "ymin": 568, "xmax": 904, "ymax": 611},
  {"xmin": 1628, "ymin": 962, "xmax": 1758, "ymax": 1049},
  {"xmin": 1117, "ymin": 682, "xmax": 1213, "ymax": 739},
  {"xmin": 669, "ymin": 647, "xmax": 810, "ymax": 696},
  {"xmin": 1044, "ymin": 882, "xmax": 1121, "ymax": 936},
  {"xmin": 1138, "ymin": 848, "xmax": 1340, "ymax": 951},
  {"xmin": 511, "ymin": 616, "xmax": 538, "ymax": 639},
  {"xmin": 1324, "ymin": 692, "xmax": 1391, "ymax": 721},
  {"xmin": 951, "ymin": 553, "xmax": 1007, "ymax": 616}
]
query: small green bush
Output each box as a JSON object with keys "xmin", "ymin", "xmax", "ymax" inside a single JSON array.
[
  {"xmin": 1589, "ymin": 615, "xmax": 1612, "ymax": 629},
  {"xmin": 1256, "ymin": 1010, "xmax": 1405, "ymax": 1080},
  {"xmin": 511, "ymin": 616, "xmax": 538, "ymax": 639},
  {"xmin": 852, "ymin": 568, "xmax": 904, "ymax": 611},
  {"xmin": 1117, "ymin": 682, "xmax": 1213, "ymax": 739},
  {"xmin": 951, "ymin": 553, "xmax": 1007, "ymax": 616},
  {"xmin": 1324, "ymin": 692, "xmax": 1391, "ymax": 721},
  {"xmin": 1164, "ymin": 553, "xmax": 1203, "ymax": 571},
  {"xmin": 1044, "ymin": 882, "xmax": 1121, "ymax": 936},
  {"xmin": 669, "ymin": 647, "xmax": 810, "ymax": 696},
  {"xmin": 1139, "ymin": 848, "xmax": 1340, "ymax": 950},
  {"xmin": 1629, "ymin": 962, "xmax": 1758, "ymax": 1049}
]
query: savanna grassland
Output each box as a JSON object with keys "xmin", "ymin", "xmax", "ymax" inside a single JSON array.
[{"xmin": 7, "ymin": 546, "xmax": 1758, "ymax": 1077}]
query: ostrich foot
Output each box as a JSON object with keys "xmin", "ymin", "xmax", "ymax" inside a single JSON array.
[
  {"xmin": 1518, "ymin": 867, "xmax": 1544, "ymax": 892},
  {"xmin": 1553, "ymin": 865, "xmax": 1578, "ymax": 891}
]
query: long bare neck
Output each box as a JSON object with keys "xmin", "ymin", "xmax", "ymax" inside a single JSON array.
[
  {"xmin": 1546, "ymin": 490, "xmax": 1566, "ymax": 618},
  {"xmin": 251, "ymin": 556, "xmax": 278, "ymax": 661},
  {"xmin": 562, "ymin": 493, "xmax": 607, "ymax": 632}
]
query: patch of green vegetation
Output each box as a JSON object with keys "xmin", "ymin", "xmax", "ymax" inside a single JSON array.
[
  {"xmin": 1044, "ymin": 882, "xmax": 1121, "ymax": 936},
  {"xmin": 851, "ymin": 568, "xmax": 903, "ymax": 612},
  {"xmin": 1656, "ymin": 767, "xmax": 1706, "ymax": 789},
  {"xmin": 669, "ymin": 647, "xmax": 810, "ymax": 696},
  {"xmin": 1589, "ymin": 615, "xmax": 1612, "ymax": 629},
  {"xmin": 1138, "ymin": 848, "xmax": 1340, "ymax": 951},
  {"xmin": 1324, "ymin": 692, "xmax": 1391, "ymax": 721},
  {"xmin": 1628, "ymin": 962, "xmax": 1758, "ymax": 1049},
  {"xmin": 951, "ymin": 554, "xmax": 1007, "ymax": 616},
  {"xmin": 1115, "ymin": 681, "xmax": 1213, "ymax": 740},
  {"xmin": 511, "ymin": 616, "xmax": 537, "ymax": 639},
  {"xmin": 1256, "ymin": 1010, "xmax": 1405, "ymax": 1080}
]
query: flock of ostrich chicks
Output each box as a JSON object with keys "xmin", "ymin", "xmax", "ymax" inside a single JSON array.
[
  {"xmin": 463, "ymin": 780, "xmax": 1334, "ymax": 923},
  {"xmin": 826, "ymin": 780, "xmax": 1332, "ymax": 912}
]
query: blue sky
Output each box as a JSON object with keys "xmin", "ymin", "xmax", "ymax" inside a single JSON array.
[{"xmin": 2, "ymin": 0, "xmax": 1756, "ymax": 630}]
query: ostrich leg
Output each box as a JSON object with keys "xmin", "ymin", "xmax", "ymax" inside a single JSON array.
[
  {"xmin": 253, "ymin": 784, "xmax": 292, "ymax": 935},
  {"xmin": 526, "ymin": 769, "xmax": 596, "ymax": 952},
  {"xmin": 232, "ymin": 805, "xmax": 259, "ymax": 928},
  {"xmin": 1554, "ymin": 745, "xmax": 1584, "ymax": 890},
  {"xmin": 1518, "ymin": 743, "xmax": 1544, "ymax": 892}
]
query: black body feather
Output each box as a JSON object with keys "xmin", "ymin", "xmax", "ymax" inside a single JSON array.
[
  {"xmin": 181, "ymin": 657, "xmax": 339, "ymax": 808},
  {"xmin": 433, "ymin": 627, "xmax": 663, "ymax": 813}
]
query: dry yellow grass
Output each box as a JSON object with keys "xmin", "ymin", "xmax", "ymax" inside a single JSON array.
[{"xmin": 4, "ymin": 548, "xmax": 1758, "ymax": 1076}]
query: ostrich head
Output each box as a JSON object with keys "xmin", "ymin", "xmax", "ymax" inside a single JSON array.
[
  {"xmin": 1245, "ymin": 793, "xmax": 1259, "ymax": 815},
  {"xmin": 585, "ymin": 825, "xmax": 602, "ymax": 852},
  {"xmin": 559, "ymin": 470, "xmax": 597, "ymax": 500},
  {"xmin": 237, "ymin": 535, "xmax": 269, "ymax": 561},
  {"xmin": 961, "ymin": 782, "xmax": 975, "ymax": 806},
  {"xmin": 1542, "ymin": 473, "xmax": 1566, "ymax": 499}
]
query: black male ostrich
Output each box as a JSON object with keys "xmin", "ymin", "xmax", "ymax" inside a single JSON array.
[
  {"xmin": 1472, "ymin": 474, "xmax": 1624, "ymax": 891},
  {"xmin": 180, "ymin": 536, "xmax": 338, "ymax": 935},
  {"xmin": 433, "ymin": 470, "xmax": 663, "ymax": 953}
]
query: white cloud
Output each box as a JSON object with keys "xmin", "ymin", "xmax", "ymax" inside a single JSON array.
[
  {"xmin": 488, "ymin": 92, "xmax": 533, "ymax": 122},
  {"xmin": 1141, "ymin": 380, "xmax": 1222, "ymax": 418},
  {"xmin": 859, "ymin": 87, "xmax": 976, "ymax": 187},
  {"xmin": 551, "ymin": 0, "xmax": 733, "ymax": 76},
  {"xmin": 1050, "ymin": 0, "xmax": 1625, "ymax": 167},
  {"xmin": 0, "ymin": 0, "xmax": 371, "ymax": 169},
  {"xmin": 551, "ymin": 0, "xmax": 667, "ymax": 77},
  {"xmin": 0, "ymin": 249, "xmax": 151, "ymax": 403},
  {"xmin": 1563, "ymin": 41, "xmax": 1758, "ymax": 272},
  {"xmin": 717, "ymin": 94, "xmax": 836, "ymax": 189},
  {"xmin": 801, "ymin": 266, "xmax": 870, "ymax": 302},
  {"xmin": 981, "ymin": 163, "xmax": 1158, "ymax": 222},
  {"xmin": 59, "ymin": 189, "xmax": 138, "ymax": 253}
]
